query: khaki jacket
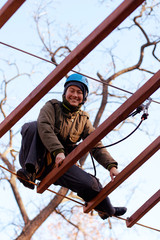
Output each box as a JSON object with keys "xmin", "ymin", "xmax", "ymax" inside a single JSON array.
[{"xmin": 37, "ymin": 99, "xmax": 117, "ymax": 170}]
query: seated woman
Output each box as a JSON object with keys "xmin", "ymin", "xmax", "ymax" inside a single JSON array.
[{"xmin": 17, "ymin": 73, "xmax": 127, "ymax": 220}]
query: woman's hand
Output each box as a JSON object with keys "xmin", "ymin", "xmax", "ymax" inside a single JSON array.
[
  {"xmin": 110, "ymin": 167, "xmax": 119, "ymax": 182},
  {"xmin": 55, "ymin": 153, "xmax": 65, "ymax": 168}
]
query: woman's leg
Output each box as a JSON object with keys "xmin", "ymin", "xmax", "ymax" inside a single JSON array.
[{"xmin": 54, "ymin": 164, "xmax": 115, "ymax": 216}]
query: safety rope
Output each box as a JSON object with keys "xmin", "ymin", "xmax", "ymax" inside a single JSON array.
[
  {"xmin": 0, "ymin": 164, "xmax": 84, "ymax": 206},
  {"xmin": 116, "ymin": 216, "xmax": 160, "ymax": 233},
  {"xmin": 90, "ymin": 107, "xmax": 149, "ymax": 177},
  {"xmin": 0, "ymin": 41, "xmax": 160, "ymax": 105},
  {"xmin": 90, "ymin": 119, "xmax": 143, "ymax": 177},
  {"xmin": 0, "ymin": 164, "xmax": 159, "ymax": 232},
  {"xmin": 93, "ymin": 111, "xmax": 148, "ymax": 150},
  {"xmin": 94, "ymin": 119, "xmax": 143, "ymax": 150}
]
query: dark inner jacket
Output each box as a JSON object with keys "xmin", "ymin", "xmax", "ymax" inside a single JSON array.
[{"xmin": 37, "ymin": 99, "xmax": 117, "ymax": 171}]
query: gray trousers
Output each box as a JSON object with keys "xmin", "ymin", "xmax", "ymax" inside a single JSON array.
[
  {"xmin": 19, "ymin": 121, "xmax": 115, "ymax": 216},
  {"xmin": 19, "ymin": 121, "xmax": 46, "ymax": 173},
  {"xmin": 55, "ymin": 165, "xmax": 115, "ymax": 215}
]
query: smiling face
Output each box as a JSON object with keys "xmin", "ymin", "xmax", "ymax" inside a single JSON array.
[{"xmin": 65, "ymin": 85, "xmax": 83, "ymax": 106}]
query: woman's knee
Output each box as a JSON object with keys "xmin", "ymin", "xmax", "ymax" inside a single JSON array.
[
  {"xmin": 77, "ymin": 174, "xmax": 102, "ymax": 201},
  {"xmin": 27, "ymin": 121, "xmax": 37, "ymax": 133},
  {"xmin": 22, "ymin": 121, "xmax": 37, "ymax": 134},
  {"xmin": 89, "ymin": 174, "xmax": 102, "ymax": 192}
]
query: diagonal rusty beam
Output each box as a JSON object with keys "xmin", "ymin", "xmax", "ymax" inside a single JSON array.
[
  {"xmin": 0, "ymin": 0, "xmax": 26, "ymax": 28},
  {"xmin": 126, "ymin": 189, "xmax": 160, "ymax": 228},
  {"xmin": 37, "ymin": 72, "xmax": 160, "ymax": 194},
  {"xmin": 0, "ymin": 0, "xmax": 145, "ymax": 138},
  {"xmin": 83, "ymin": 136, "xmax": 160, "ymax": 213}
]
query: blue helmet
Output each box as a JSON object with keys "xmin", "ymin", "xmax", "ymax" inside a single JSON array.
[{"xmin": 65, "ymin": 73, "xmax": 89, "ymax": 93}]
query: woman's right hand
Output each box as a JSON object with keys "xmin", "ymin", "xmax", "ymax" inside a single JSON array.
[{"xmin": 55, "ymin": 152, "xmax": 65, "ymax": 168}]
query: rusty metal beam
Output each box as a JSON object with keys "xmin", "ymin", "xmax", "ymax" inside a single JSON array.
[
  {"xmin": 37, "ymin": 72, "xmax": 160, "ymax": 194},
  {"xmin": 83, "ymin": 136, "xmax": 160, "ymax": 213},
  {"xmin": 0, "ymin": 0, "xmax": 26, "ymax": 28},
  {"xmin": 126, "ymin": 189, "xmax": 160, "ymax": 228},
  {"xmin": 0, "ymin": 0, "xmax": 145, "ymax": 138}
]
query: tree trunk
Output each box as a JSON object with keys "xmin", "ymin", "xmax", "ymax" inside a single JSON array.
[{"xmin": 16, "ymin": 187, "xmax": 68, "ymax": 240}]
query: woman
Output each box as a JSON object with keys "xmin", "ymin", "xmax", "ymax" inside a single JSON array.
[{"xmin": 17, "ymin": 73, "xmax": 127, "ymax": 220}]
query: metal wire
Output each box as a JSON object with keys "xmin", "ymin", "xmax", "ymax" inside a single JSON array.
[{"xmin": 0, "ymin": 41, "xmax": 160, "ymax": 105}]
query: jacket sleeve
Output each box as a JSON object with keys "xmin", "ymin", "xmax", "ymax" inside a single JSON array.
[
  {"xmin": 37, "ymin": 101, "xmax": 64, "ymax": 154},
  {"xmin": 81, "ymin": 115, "xmax": 118, "ymax": 170}
]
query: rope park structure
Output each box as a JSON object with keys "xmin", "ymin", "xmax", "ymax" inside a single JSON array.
[{"xmin": 0, "ymin": 0, "xmax": 160, "ymax": 234}]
